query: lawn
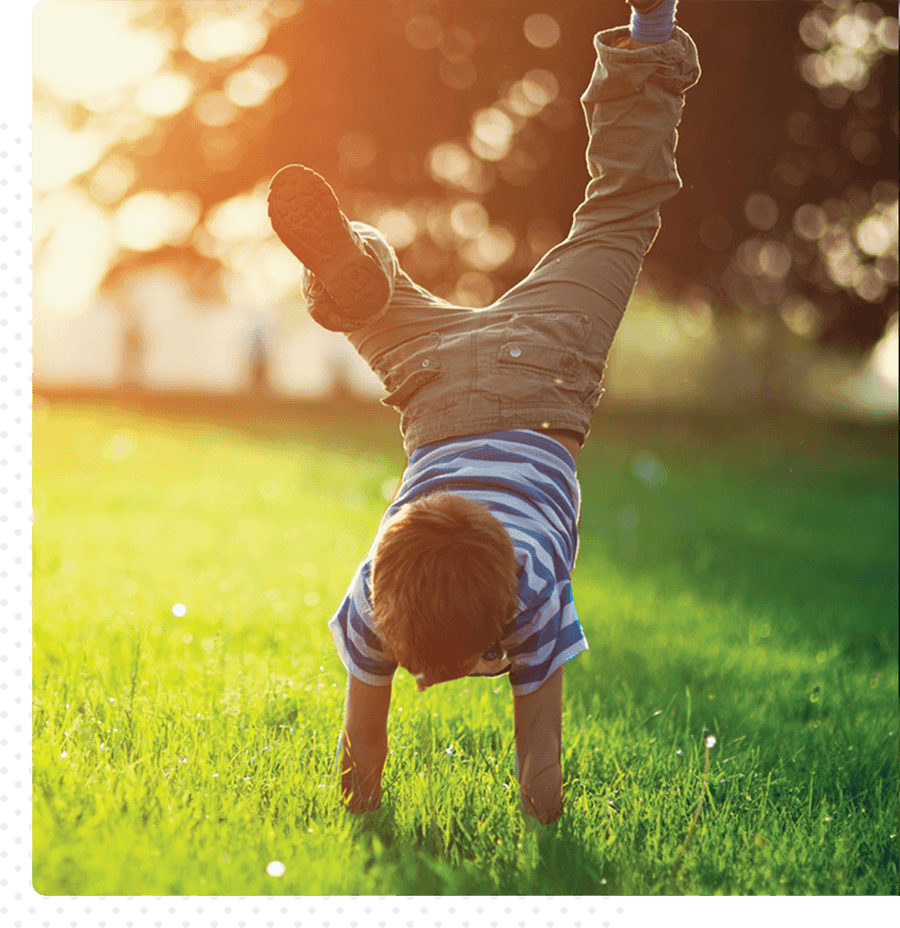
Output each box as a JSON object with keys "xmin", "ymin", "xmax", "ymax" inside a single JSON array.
[{"xmin": 32, "ymin": 396, "xmax": 898, "ymax": 895}]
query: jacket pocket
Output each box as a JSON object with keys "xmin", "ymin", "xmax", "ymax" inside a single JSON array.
[{"xmin": 373, "ymin": 332, "xmax": 442, "ymax": 410}]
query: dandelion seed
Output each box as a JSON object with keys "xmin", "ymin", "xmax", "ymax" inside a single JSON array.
[
  {"xmin": 705, "ymin": 734, "xmax": 717, "ymax": 749},
  {"xmin": 675, "ymin": 750, "xmax": 684, "ymax": 757},
  {"xmin": 172, "ymin": 603, "xmax": 187, "ymax": 617},
  {"xmin": 446, "ymin": 746, "xmax": 454, "ymax": 755},
  {"xmin": 59, "ymin": 752, "xmax": 67, "ymax": 759},
  {"xmin": 266, "ymin": 861, "xmax": 286, "ymax": 877},
  {"xmin": 212, "ymin": 773, "xmax": 218, "ymax": 778},
  {"xmin": 108, "ymin": 697, "xmax": 115, "ymax": 703}
]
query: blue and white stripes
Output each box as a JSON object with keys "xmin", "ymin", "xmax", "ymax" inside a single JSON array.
[{"xmin": 327, "ymin": 430, "xmax": 588, "ymax": 695}]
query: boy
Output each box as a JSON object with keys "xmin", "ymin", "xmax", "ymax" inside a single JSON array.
[{"xmin": 267, "ymin": 0, "xmax": 699, "ymax": 824}]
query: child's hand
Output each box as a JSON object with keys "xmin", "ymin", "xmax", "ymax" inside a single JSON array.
[{"xmin": 346, "ymin": 795, "xmax": 382, "ymax": 814}]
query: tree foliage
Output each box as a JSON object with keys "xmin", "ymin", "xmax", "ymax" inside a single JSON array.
[{"xmin": 35, "ymin": 0, "xmax": 898, "ymax": 352}]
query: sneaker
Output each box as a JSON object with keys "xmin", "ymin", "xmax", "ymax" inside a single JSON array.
[{"xmin": 267, "ymin": 164, "xmax": 390, "ymax": 330}]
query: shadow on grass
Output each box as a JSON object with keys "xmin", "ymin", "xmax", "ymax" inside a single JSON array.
[{"xmin": 347, "ymin": 803, "xmax": 618, "ymax": 894}]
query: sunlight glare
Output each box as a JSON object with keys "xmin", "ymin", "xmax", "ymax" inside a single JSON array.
[
  {"xmin": 90, "ymin": 155, "xmax": 137, "ymax": 206},
  {"xmin": 183, "ymin": 14, "xmax": 267, "ymax": 62},
  {"xmin": 453, "ymin": 270, "xmax": 495, "ymax": 308},
  {"xmin": 375, "ymin": 209, "xmax": 418, "ymax": 249},
  {"xmin": 872, "ymin": 314, "xmax": 899, "ymax": 390},
  {"xmin": 34, "ymin": 0, "xmax": 169, "ymax": 101},
  {"xmin": 205, "ymin": 186, "xmax": 271, "ymax": 241},
  {"xmin": 135, "ymin": 71, "xmax": 195, "ymax": 117},
  {"xmin": 427, "ymin": 142, "xmax": 491, "ymax": 193},
  {"xmin": 461, "ymin": 225, "xmax": 516, "ymax": 272},
  {"xmin": 225, "ymin": 68, "xmax": 273, "ymax": 108},
  {"xmin": 450, "ymin": 200, "xmax": 489, "ymax": 240},
  {"xmin": 470, "ymin": 108, "xmax": 515, "ymax": 162},
  {"xmin": 522, "ymin": 70, "xmax": 560, "ymax": 107},
  {"xmin": 34, "ymin": 190, "xmax": 115, "ymax": 315},
  {"xmin": 856, "ymin": 212, "xmax": 896, "ymax": 257},
  {"xmin": 114, "ymin": 192, "xmax": 201, "ymax": 251},
  {"xmin": 32, "ymin": 113, "xmax": 107, "ymax": 193},
  {"xmin": 224, "ymin": 54, "xmax": 288, "ymax": 108},
  {"xmin": 195, "ymin": 92, "xmax": 239, "ymax": 127}
]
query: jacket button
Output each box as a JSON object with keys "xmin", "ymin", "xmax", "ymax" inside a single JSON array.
[{"xmin": 509, "ymin": 346, "xmax": 522, "ymax": 358}]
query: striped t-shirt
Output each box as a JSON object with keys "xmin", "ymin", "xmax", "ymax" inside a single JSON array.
[{"xmin": 327, "ymin": 429, "xmax": 588, "ymax": 696}]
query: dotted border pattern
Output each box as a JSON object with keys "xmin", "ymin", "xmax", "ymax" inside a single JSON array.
[
  {"xmin": 0, "ymin": 87, "xmax": 33, "ymax": 910},
  {"xmin": 15, "ymin": 123, "xmax": 624, "ymax": 928},
  {"xmin": 22, "ymin": 894, "xmax": 625, "ymax": 928}
]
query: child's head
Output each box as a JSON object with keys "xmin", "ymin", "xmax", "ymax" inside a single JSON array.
[{"xmin": 370, "ymin": 492, "xmax": 518, "ymax": 681}]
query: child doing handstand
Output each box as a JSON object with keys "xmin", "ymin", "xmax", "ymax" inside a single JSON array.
[{"xmin": 267, "ymin": 0, "xmax": 700, "ymax": 824}]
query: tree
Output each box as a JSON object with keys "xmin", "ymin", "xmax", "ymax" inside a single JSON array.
[{"xmin": 34, "ymin": 0, "xmax": 898, "ymax": 372}]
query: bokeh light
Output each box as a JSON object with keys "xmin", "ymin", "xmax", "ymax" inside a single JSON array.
[
  {"xmin": 793, "ymin": 203, "xmax": 828, "ymax": 241},
  {"xmin": 225, "ymin": 68, "xmax": 273, "ymax": 108},
  {"xmin": 89, "ymin": 155, "xmax": 137, "ymax": 206},
  {"xmin": 113, "ymin": 192, "xmax": 201, "ymax": 251},
  {"xmin": 780, "ymin": 297, "xmax": 821, "ymax": 339},
  {"xmin": 872, "ymin": 314, "xmax": 899, "ymax": 388},
  {"xmin": 439, "ymin": 58, "xmax": 477, "ymax": 90},
  {"xmin": 204, "ymin": 185, "xmax": 271, "ymax": 242},
  {"xmin": 470, "ymin": 108, "xmax": 516, "ymax": 162},
  {"xmin": 374, "ymin": 209, "xmax": 419, "ymax": 250},
  {"xmin": 183, "ymin": 14, "xmax": 267, "ymax": 62},
  {"xmin": 799, "ymin": 2, "xmax": 897, "ymax": 97},
  {"xmin": 450, "ymin": 200, "xmax": 489, "ymax": 240},
  {"xmin": 34, "ymin": 190, "xmax": 116, "ymax": 316},
  {"xmin": 744, "ymin": 193, "xmax": 779, "ymax": 231},
  {"xmin": 135, "ymin": 72, "xmax": 195, "ymax": 117},
  {"xmin": 32, "ymin": 113, "xmax": 107, "ymax": 193},
  {"xmin": 461, "ymin": 225, "xmax": 516, "ymax": 272},
  {"xmin": 453, "ymin": 270, "xmax": 495, "ymax": 308},
  {"xmin": 194, "ymin": 91, "xmax": 239, "ymax": 127},
  {"xmin": 338, "ymin": 132, "xmax": 378, "ymax": 171},
  {"xmin": 405, "ymin": 14, "xmax": 443, "ymax": 51},
  {"xmin": 523, "ymin": 13, "xmax": 561, "ymax": 50},
  {"xmin": 427, "ymin": 142, "xmax": 491, "ymax": 193},
  {"xmin": 30, "ymin": 0, "xmax": 898, "ymax": 415},
  {"xmin": 34, "ymin": 0, "xmax": 168, "ymax": 102}
]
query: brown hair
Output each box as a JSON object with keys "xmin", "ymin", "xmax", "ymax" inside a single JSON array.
[{"xmin": 370, "ymin": 492, "xmax": 518, "ymax": 677}]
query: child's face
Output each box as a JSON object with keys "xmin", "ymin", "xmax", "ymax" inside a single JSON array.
[{"xmin": 414, "ymin": 652, "xmax": 482, "ymax": 692}]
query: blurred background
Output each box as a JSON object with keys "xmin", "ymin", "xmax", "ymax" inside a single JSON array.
[{"xmin": 32, "ymin": 0, "xmax": 899, "ymax": 421}]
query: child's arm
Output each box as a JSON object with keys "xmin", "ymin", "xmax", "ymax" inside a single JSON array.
[
  {"xmin": 340, "ymin": 672, "xmax": 392, "ymax": 813},
  {"xmin": 512, "ymin": 666, "xmax": 564, "ymax": 825}
]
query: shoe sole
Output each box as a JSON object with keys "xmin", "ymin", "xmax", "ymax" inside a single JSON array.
[{"xmin": 267, "ymin": 165, "xmax": 389, "ymax": 320}]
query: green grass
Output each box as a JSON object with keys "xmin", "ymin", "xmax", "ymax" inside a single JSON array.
[{"xmin": 33, "ymin": 397, "xmax": 899, "ymax": 895}]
